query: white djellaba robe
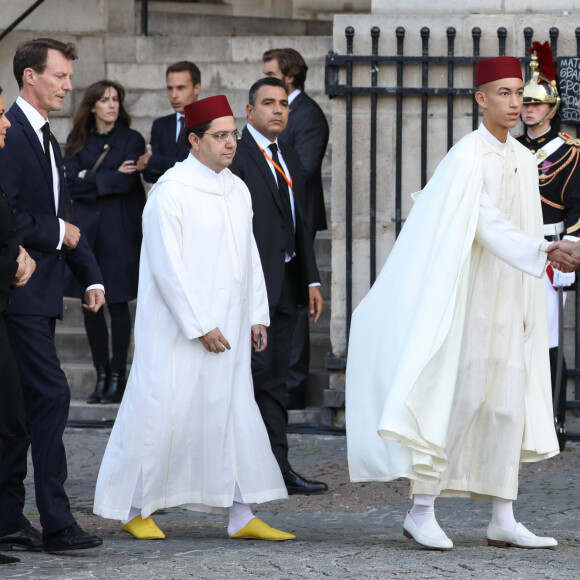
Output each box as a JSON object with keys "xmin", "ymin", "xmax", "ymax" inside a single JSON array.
[
  {"xmin": 346, "ymin": 124, "xmax": 560, "ymax": 501},
  {"xmin": 94, "ymin": 154, "xmax": 287, "ymax": 520}
]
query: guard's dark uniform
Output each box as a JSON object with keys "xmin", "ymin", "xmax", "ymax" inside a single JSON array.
[{"xmin": 516, "ymin": 126, "xmax": 580, "ymax": 429}]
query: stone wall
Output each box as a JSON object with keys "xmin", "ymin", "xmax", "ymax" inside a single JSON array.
[
  {"xmin": 328, "ymin": 7, "xmax": 580, "ymax": 405},
  {"xmin": 0, "ymin": 2, "xmax": 331, "ymax": 144}
]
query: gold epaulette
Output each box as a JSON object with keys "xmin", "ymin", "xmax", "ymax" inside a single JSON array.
[
  {"xmin": 559, "ymin": 132, "xmax": 580, "ymax": 147},
  {"xmin": 513, "ymin": 133, "xmax": 523, "ymax": 138}
]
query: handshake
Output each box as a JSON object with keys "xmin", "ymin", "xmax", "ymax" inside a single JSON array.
[{"xmin": 547, "ymin": 240, "xmax": 580, "ymax": 273}]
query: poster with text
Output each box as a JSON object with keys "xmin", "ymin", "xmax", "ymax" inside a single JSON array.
[{"xmin": 559, "ymin": 57, "xmax": 580, "ymax": 124}]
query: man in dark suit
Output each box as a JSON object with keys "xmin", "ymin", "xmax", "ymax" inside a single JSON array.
[
  {"xmin": 137, "ymin": 60, "xmax": 201, "ymax": 182},
  {"xmin": 0, "ymin": 38, "xmax": 105, "ymax": 553},
  {"xmin": 263, "ymin": 48, "xmax": 330, "ymax": 409},
  {"xmin": 230, "ymin": 77, "xmax": 327, "ymax": 495}
]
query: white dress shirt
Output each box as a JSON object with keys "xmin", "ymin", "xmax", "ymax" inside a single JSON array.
[{"xmin": 16, "ymin": 96, "xmax": 65, "ymax": 248}]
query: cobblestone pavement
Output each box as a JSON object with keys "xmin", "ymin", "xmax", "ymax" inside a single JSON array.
[{"xmin": 1, "ymin": 428, "xmax": 579, "ymax": 579}]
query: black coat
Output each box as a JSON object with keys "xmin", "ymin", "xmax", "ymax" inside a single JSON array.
[
  {"xmin": 142, "ymin": 113, "xmax": 189, "ymax": 183},
  {"xmin": 63, "ymin": 124, "xmax": 146, "ymax": 302},
  {"xmin": 279, "ymin": 91, "xmax": 329, "ymax": 234},
  {"xmin": 0, "ymin": 187, "xmax": 20, "ymax": 314},
  {"xmin": 229, "ymin": 126, "xmax": 320, "ymax": 309},
  {"xmin": 0, "ymin": 103, "xmax": 103, "ymax": 318}
]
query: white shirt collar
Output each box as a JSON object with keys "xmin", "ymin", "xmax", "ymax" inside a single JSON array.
[
  {"xmin": 187, "ymin": 151, "xmax": 227, "ymax": 192},
  {"xmin": 16, "ymin": 95, "xmax": 48, "ymax": 132},
  {"xmin": 246, "ymin": 122, "xmax": 279, "ymax": 151},
  {"xmin": 288, "ymin": 89, "xmax": 301, "ymax": 106},
  {"xmin": 526, "ymin": 125, "xmax": 551, "ymax": 140},
  {"xmin": 478, "ymin": 122, "xmax": 508, "ymax": 153},
  {"xmin": 188, "ymin": 151, "xmax": 221, "ymax": 178}
]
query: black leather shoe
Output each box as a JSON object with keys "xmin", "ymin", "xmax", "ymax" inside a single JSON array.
[
  {"xmin": 283, "ymin": 469, "xmax": 328, "ymax": 495},
  {"xmin": 0, "ymin": 523, "xmax": 43, "ymax": 551},
  {"xmin": 42, "ymin": 523, "xmax": 102, "ymax": 552},
  {"xmin": 86, "ymin": 366, "xmax": 110, "ymax": 404},
  {"xmin": 0, "ymin": 553, "xmax": 20, "ymax": 564},
  {"xmin": 101, "ymin": 371, "xmax": 126, "ymax": 404}
]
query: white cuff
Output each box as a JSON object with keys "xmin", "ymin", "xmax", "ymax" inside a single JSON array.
[
  {"xmin": 85, "ymin": 284, "xmax": 105, "ymax": 294},
  {"xmin": 56, "ymin": 218, "xmax": 65, "ymax": 250}
]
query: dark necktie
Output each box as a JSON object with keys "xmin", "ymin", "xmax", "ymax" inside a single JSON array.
[
  {"xmin": 177, "ymin": 115, "xmax": 185, "ymax": 143},
  {"xmin": 41, "ymin": 122, "xmax": 52, "ymax": 174},
  {"xmin": 268, "ymin": 143, "xmax": 295, "ymax": 256}
]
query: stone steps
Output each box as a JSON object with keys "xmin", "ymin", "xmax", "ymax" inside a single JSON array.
[
  {"xmin": 68, "ymin": 398, "xmax": 322, "ymax": 425},
  {"xmin": 28, "ymin": 13, "xmax": 336, "ymax": 422}
]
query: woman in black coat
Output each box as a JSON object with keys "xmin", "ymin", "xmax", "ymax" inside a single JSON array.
[
  {"xmin": 64, "ymin": 80, "xmax": 145, "ymax": 404},
  {"xmin": 0, "ymin": 86, "xmax": 36, "ymax": 566}
]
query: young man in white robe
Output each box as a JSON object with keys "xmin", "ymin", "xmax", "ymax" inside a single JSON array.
[
  {"xmin": 346, "ymin": 57, "xmax": 580, "ymax": 551},
  {"xmin": 93, "ymin": 95, "xmax": 295, "ymax": 542}
]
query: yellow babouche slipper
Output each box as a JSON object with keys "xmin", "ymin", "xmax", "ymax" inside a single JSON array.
[
  {"xmin": 229, "ymin": 517, "xmax": 296, "ymax": 541},
  {"xmin": 122, "ymin": 515, "xmax": 166, "ymax": 540}
]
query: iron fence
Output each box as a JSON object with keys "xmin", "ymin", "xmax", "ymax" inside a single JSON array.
[{"xmin": 325, "ymin": 26, "xmax": 580, "ymax": 426}]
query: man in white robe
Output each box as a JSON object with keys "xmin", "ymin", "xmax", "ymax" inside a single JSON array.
[
  {"xmin": 346, "ymin": 57, "xmax": 580, "ymax": 551},
  {"xmin": 93, "ymin": 95, "xmax": 295, "ymax": 542}
]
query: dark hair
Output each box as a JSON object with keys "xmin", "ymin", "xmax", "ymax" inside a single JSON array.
[
  {"xmin": 13, "ymin": 38, "xmax": 77, "ymax": 89},
  {"xmin": 0, "ymin": 85, "xmax": 2, "ymax": 95},
  {"xmin": 185, "ymin": 120, "xmax": 211, "ymax": 149},
  {"xmin": 166, "ymin": 61, "xmax": 201, "ymax": 86},
  {"xmin": 66, "ymin": 80, "xmax": 130, "ymax": 156},
  {"xmin": 249, "ymin": 77, "xmax": 287, "ymax": 107},
  {"xmin": 262, "ymin": 48, "xmax": 308, "ymax": 91}
]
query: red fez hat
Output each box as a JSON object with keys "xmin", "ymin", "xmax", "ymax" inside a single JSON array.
[
  {"xmin": 184, "ymin": 95, "xmax": 234, "ymax": 129},
  {"xmin": 475, "ymin": 56, "xmax": 522, "ymax": 86}
]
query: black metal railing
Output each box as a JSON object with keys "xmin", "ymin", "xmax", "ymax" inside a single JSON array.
[
  {"xmin": 325, "ymin": 26, "xmax": 580, "ymax": 429},
  {"xmin": 0, "ymin": 0, "xmax": 47, "ymax": 44},
  {"xmin": 140, "ymin": 0, "xmax": 149, "ymax": 37}
]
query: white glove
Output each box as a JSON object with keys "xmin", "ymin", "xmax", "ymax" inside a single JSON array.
[{"xmin": 552, "ymin": 268, "xmax": 576, "ymax": 288}]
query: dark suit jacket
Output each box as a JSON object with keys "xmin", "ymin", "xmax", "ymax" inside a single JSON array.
[
  {"xmin": 0, "ymin": 102, "xmax": 103, "ymax": 318},
  {"xmin": 142, "ymin": 113, "xmax": 189, "ymax": 183},
  {"xmin": 279, "ymin": 91, "xmax": 329, "ymax": 234},
  {"xmin": 229, "ymin": 126, "xmax": 320, "ymax": 309}
]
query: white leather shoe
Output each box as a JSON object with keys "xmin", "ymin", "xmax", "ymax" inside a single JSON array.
[
  {"xmin": 487, "ymin": 522, "xmax": 557, "ymax": 549},
  {"xmin": 403, "ymin": 512, "xmax": 453, "ymax": 550}
]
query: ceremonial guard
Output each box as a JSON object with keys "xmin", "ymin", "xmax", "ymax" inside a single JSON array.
[{"xmin": 516, "ymin": 41, "xmax": 580, "ymax": 450}]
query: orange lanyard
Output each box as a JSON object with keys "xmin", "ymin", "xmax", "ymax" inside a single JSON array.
[{"xmin": 259, "ymin": 145, "xmax": 294, "ymax": 194}]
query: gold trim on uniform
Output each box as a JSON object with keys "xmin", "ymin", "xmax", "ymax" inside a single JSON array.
[
  {"xmin": 567, "ymin": 218, "xmax": 580, "ymax": 234},
  {"xmin": 540, "ymin": 195, "xmax": 565, "ymax": 210}
]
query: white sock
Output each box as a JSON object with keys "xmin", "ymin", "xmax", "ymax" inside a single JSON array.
[
  {"xmin": 122, "ymin": 507, "xmax": 142, "ymax": 525},
  {"xmin": 228, "ymin": 501, "xmax": 255, "ymax": 536},
  {"xmin": 491, "ymin": 497, "xmax": 517, "ymax": 531},
  {"xmin": 409, "ymin": 494, "xmax": 437, "ymax": 527},
  {"xmin": 122, "ymin": 472, "xmax": 143, "ymax": 525}
]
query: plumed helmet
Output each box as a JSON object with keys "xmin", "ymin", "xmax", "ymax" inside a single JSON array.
[{"xmin": 523, "ymin": 41, "xmax": 560, "ymax": 106}]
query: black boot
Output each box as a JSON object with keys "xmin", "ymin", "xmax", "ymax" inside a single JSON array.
[
  {"xmin": 0, "ymin": 553, "xmax": 19, "ymax": 565},
  {"xmin": 101, "ymin": 371, "xmax": 126, "ymax": 404},
  {"xmin": 86, "ymin": 366, "xmax": 110, "ymax": 404}
]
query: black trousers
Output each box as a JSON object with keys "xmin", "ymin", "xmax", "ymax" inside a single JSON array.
[
  {"xmin": 286, "ymin": 305, "xmax": 310, "ymax": 409},
  {"xmin": 0, "ymin": 316, "xmax": 27, "ymax": 439},
  {"xmin": 83, "ymin": 302, "xmax": 131, "ymax": 372},
  {"xmin": 252, "ymin": 262, "xmax": 299, "ymax": 473},
  {"xmin": 0, "ymin": 315, "xmax": 75, "ymax": 535},
  {"xmin": 549, "ymin": 347, "xmax": 568, "ymax": 424}
]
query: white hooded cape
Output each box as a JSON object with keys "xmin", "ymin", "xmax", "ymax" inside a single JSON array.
[
  {"xmin": 94, "ymin": 155, "xmax": 287, "ymax": 519},
  {"xmin": 346, "ymin": 129, "xmax": 559, "ymax": 490}
]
